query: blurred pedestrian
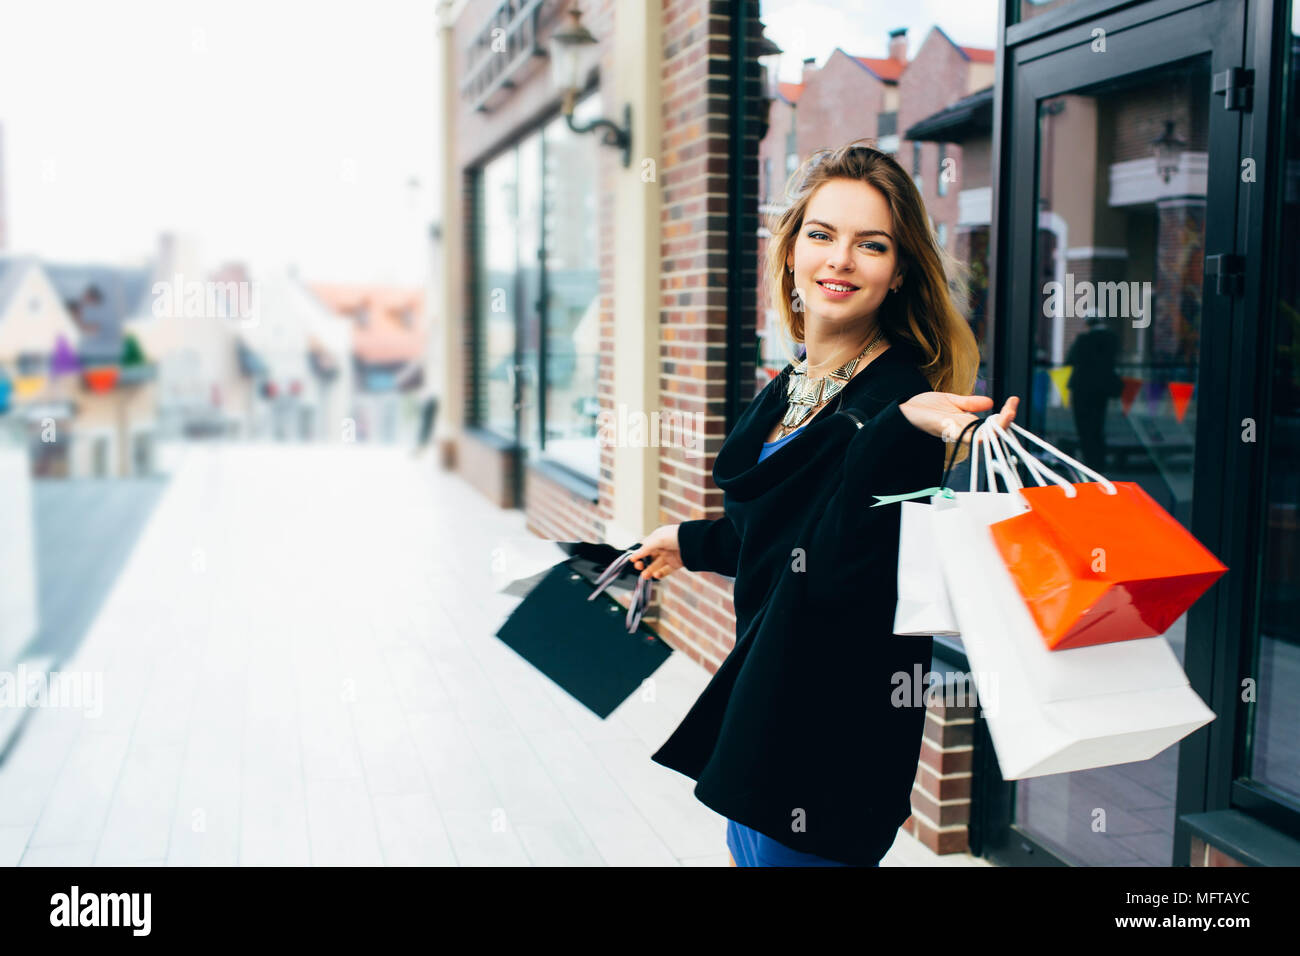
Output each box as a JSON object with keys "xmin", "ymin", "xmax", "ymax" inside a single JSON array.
[
  {"xmin": 1066, "ymin": 313, "xmax": 1122, "ymax": 470},
  {"xmin": 412, "ymin": 382, "xmax": 438, "ymax": 458}
]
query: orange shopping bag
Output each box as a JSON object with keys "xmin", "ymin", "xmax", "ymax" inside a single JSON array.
[{"xmin": 983, "ymin": 420, "xmax": 1227, "ymax": 650}]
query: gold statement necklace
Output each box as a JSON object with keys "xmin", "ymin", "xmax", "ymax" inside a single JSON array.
[{"xmin": 777, "ymin": 328, "xmax": 886, "ymax": 439}]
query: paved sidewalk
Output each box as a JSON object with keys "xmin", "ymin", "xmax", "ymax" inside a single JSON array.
[{"xmin": 0, "ymin": 443, "xmax": 987, "ymax": 866}]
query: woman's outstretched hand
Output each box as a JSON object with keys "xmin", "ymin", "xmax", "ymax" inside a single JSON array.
[
  {"xmin": 899, "ymin": 393, "xmax": 1019, "ymax": 445},
  {"xmin": 626, "ymin": 524, "xmax": 685, "ymax": 581}
]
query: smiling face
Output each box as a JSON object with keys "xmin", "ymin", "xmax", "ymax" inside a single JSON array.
[{"xmin": 786, "ymin": 177, "xmax": 904, "ymax": 335}]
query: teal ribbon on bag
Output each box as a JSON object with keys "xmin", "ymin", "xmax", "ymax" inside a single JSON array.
[{"xmin": 870, "ymin": 486, "xmax": 956, "ymax": 507}]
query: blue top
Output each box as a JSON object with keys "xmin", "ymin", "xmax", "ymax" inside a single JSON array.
[{"xmin": 758, "ymin": 427, "xmax": 802, "ymax": 462}]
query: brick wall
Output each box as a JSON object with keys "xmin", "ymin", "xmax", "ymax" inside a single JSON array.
[
  {"xmin": 653, "ymin": 0, "xmax": 764, "ymax": 674},
  {"xmin": 1188, "ymin": 837, "xmax": 1249, "ymax": 866},
  {"xmin": 456, "ymin": 428, "xmax": 519, "ymax": 509},
  {"xmin": 901, "ymin": 696, "xmax": 976, "ymax": 854}
]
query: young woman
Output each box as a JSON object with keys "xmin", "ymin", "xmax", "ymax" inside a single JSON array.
[{"xmin": 628, "ymin": 142, "xmax": 1019, "ymax": 867}]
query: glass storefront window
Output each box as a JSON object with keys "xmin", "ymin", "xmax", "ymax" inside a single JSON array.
[
  {"xmin": 541, "ymin": 93, "xmax": 601, "ymax": 479},
  {"xmin": 472, "ymin": 94, "xmax": 601, "ymax": 482}
]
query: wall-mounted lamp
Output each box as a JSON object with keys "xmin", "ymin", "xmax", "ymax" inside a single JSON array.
[
  {"xmin": 1151, "ymin": 120, "xmax": 1187, "ymax": 184},
  {"xmin": 549, "ymin": 5, "xmax": 632, "ymax": 168}
]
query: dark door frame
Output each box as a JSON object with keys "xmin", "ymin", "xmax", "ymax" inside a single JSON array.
[
  {"xmin": 979, "ymin": 0, "xmax": 1252, "ymax": 867},
  {"xmin": 1222, "ymin": 0, "xmax": 1300, "ymax": 843}
]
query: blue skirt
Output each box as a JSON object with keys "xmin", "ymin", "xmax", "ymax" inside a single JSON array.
[{"xmin": 726, "ymin": 818, "xmax": 880, "ymax": 867}]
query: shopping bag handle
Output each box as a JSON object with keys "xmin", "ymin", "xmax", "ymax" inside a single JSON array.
[
  {"xmin": 984, "ymin": 417, "xmax": 1079, "ymax": 497},
  {"xmin": 586, "ymin": 545, "xmax": 654, "ymax": 634},
  {"xmin": 970, "ymin": 418, "xmax": 1023, "ymax": 494},
  {"xmin": 627, "ymin": 573, "xmax": 652, "ymax": 633},
  {"xmin": 997, "ymin": 420, "xmax": 1118, "ymax": 496},
  {"xmin": 939, "ymin": 418, "xmax": 982, "ymax": 491},
  {"xmin": 587, "ymin": 546, "xmax": 637, "ymax": 600},
  {"xmin": 876, "ymin": 417, "xmax": 982, "ymax": 507}
]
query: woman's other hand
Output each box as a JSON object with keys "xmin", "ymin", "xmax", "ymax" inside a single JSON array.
[
  {"xmin": 626, "ymin": 524, "xmax": 685, "ymax": 580},
  {"xmin": 899, "ymin": 393, "xmax": 1019, "ymax": 445}
]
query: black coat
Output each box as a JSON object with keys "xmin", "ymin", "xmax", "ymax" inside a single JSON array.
[{"xmin": 650, "ymin": 341, "xmax": 947, "ymax": 865}]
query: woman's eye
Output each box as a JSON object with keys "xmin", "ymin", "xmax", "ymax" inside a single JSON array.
[{"xmin": 807, "ymin": 231, "xmax": 885, "ymax": 253}]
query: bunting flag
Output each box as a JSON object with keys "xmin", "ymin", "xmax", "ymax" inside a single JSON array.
[
  {"xmin": 50, "ymin": 335, "xmax": 80, "ymax": 376},
  {"xmin": 83, "ymin": 367, "xmax": 119, "ymax": 393},
  {"xmin": 1032, "ymin": 368, "xmax": 1050, "ymax": 411},
  {"xmin": 0, "ymin": 378, "xmax": 10, "ymax": 413},
  {"xmin": 1048, "ymin": 365, "xmax": 1073, "ymax": 409},
  {"xmin": 1120, "ymin": 377, "xmax": 1143, "ymax": 415},
  {"xmin": 1168, "ymin": 381, "xmax": 1195, "ymax": 424},
  {"xmin": 121, "ymin": 333, "xmax": 146, "ymax": 366},
  {"xmin": 1036, "ymin": 372, "xmax": 1196, "ymax": 420},
  {"xmin": 14, "ymin": 375, "xmax": 46, "ymax": 399},
  {"xmin": 1143, "ymin": 380, "xmax": 1164, "ymax": 417}
]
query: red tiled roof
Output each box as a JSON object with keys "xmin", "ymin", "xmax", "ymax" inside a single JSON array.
[
  {"xmin": 308, "ymin": 282, "xmax": 426, "ymax": 365},
  {"xmin": 854, "ymin": 56, "xmax": 906, "ymax": 82},
  {"xmin": 778, "ymin": 82, "xmax": 804, "ymax": 104},
  {"xmin": 961, "ymin": 46, "xmax": 996, "ymax": 64}
]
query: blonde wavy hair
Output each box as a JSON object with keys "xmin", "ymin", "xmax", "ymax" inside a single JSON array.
[{"xmin": 766, "ymin": 139, "xmax": 980, "ymax": 401}]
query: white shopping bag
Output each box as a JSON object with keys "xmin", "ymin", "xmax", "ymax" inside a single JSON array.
[
  {"xmin": 891, "ymin": 417, "xmax": 1020, "ymax": 638},
  {"xmin": 893, "ymin": 499, "xmax": 961, "ymax": 636},
  {"xmin": 930, "ymin": 420, "xmax": 1216, "ymax": 779}
]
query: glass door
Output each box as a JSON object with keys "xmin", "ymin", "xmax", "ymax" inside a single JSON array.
[
  {"xmin": 516, "ymin": 133, "xmax": 543, "ymax": 465},
  {"xmin": 479, "ymin": 147, "xmax": 521, "ymax": 440},
  {"xmin": 986, "ymin": 0, "xmax": 1247, "ymax": 866}
]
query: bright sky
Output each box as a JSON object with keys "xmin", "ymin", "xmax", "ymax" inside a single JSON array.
[
  {"xmin": 0, "ymin": 0, "xmax": 999, "ymax": 284},
  {"xmin": 761, "ymin": 0, "xmax": 999, "ymax": 81},
  {"xmin": 0, "ymin": 0, "xmax": 440, "ymax": 285}
]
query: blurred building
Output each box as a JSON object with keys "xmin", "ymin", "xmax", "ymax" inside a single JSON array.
[
  {"xmin": 45, "ymin": 262, "xmax": 159, "ymax": 476},
  {"xmin": 128, "ymin": 234, "xmax": 250, "ymax": 440},
  {"xmin": 0, "ymin": 257, "xmax": 82, "ymax": 476},
  {"xmin": 0, "ymin": 256, "xmax": 158, "ymax": 477},
  {"xmin": 0, "ymin": 258, "xmax": 79, "ymax": 367},
  {"xmin": 308, "ymin": 282, "xmax": 426, "ymax": 442},
  {"xmin": 907, "ymin": 84, "xmax": 994, "ymax": 385},
  {"xmin": 235, "ymin": 272, "xmax": 355, "ymax": 441}
]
